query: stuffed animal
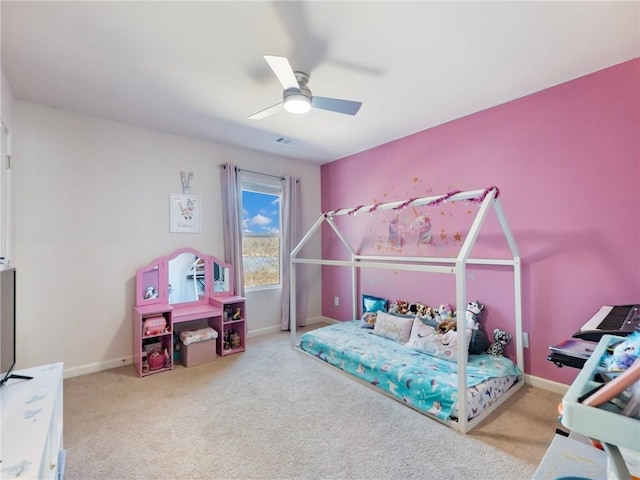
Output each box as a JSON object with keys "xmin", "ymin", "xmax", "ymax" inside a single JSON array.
[
  {"xmin": 466, "ymin": 300, "xmax": 484, "ymax": 330},
  {"xmin": 409, "ymin": 302, "xmax": 428, "ymax": 317},
  {"xmin": 422, "ymin": 306, "xmax": 436, "ymax": 321},
  {"xmin": 143, "ymin": 286, "xmax": 159, "ymax": 300},
  {"xmin": 436, "ymin": 320, "xmax": 457, "ymax": 334},
  {"xmin": 465, "ymin": 301, "xmax": 490, "ymax": 354},
  {"xmin": 360, "ymin": 311, "xmax": 377, "ymax": 327},
  {"xmin": 389, "ymin": 300, "xmax": 410, "ymax": 315},
  {"xmin": 435, "ymin": 303, "xmax": 455, "ymax": 323},
  {"xmin": 487, "ymin": 328, "xmax": 512, "ymax": 356},
  {"xmin": 605, "ymin": 332, "xmax": 640, "ymax": 372}
]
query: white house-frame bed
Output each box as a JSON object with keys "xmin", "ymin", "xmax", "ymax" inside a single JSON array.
[{"xmin": 290, "ymin": 187, "xmax": 524, "ymax": 433}]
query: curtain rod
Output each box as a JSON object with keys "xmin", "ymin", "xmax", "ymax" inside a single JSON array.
[{"xmin": 235, "ymin": 166, "xmax": 285, "ymax": 181}]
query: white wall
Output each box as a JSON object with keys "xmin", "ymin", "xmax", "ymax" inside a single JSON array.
[
  {"xmin": 1, "ymin": 69, "xmax": 15, "ymax": 265},
  {"xmin": 13, "ymin": 100, "xmax": 322, "ymax": 376},
  {"xmin": 1, "ymin": 69, "xmax": 14, "ymax": 132}
]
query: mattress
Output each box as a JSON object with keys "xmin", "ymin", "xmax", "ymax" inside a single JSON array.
[{"xmin": 299, "ymin": 321, "xmax": 522, "ymax": 421}]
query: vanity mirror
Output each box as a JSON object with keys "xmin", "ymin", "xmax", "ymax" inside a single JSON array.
[
  {"xmin": 168, "ymin": 252, "xmax": 204, "ymax": 305},
  {"xmin": 213, "ymin": 261, "xmax": 230, "ymax": 294},
  {"xmin": 136, "ymin": 248, "xmax": 235, "ymax": 306}
]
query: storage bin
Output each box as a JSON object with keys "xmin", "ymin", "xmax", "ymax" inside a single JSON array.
[
  {"xmin": 148, "ymin": 351, "xmax": 165, "ymax": 370},
  {"xmin": 181, "ymin": 337, "xmax": 217, "ymax": 367}
]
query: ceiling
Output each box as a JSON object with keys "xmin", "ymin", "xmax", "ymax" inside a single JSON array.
[{"xmin": 2, "ymin": 1, "xmax": 639, "ymax": 165}]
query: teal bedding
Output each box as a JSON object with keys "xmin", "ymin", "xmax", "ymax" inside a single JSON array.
[{"xmin": 299, "ymin": 321, "xmax": 522, "ymax": 421}]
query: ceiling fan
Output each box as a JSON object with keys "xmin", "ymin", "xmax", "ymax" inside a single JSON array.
[{"xmin": 249, "ymin": 55, "xmax": 363, "ymax": 120}]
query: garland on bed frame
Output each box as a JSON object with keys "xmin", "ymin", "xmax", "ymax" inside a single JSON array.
[{"xmin": 324, "ymin": 186, "xmax": 500, "ymax": 218}]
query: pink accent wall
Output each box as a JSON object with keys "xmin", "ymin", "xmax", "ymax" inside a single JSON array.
[{"xmin": 320, "ymin": 59, "xmax": 640, "ymax": 385}]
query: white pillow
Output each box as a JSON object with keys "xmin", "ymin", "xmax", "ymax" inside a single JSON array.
[
  {"xmin": 405, "ymin": 317, "xmax": 471, "ymax": 362},
  {"xmin": 372, "ymin": 311, "xmax": 414, "ymax": 343}
]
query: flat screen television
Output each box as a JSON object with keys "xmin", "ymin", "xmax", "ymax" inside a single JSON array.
[{"xmin": 0, "ymin": 267, "xmax": 31, "ymax": 387}]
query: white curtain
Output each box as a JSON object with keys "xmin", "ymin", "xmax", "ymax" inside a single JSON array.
[
  {"xmin": 281, "ymin": 176, "xmax": 306, "ymax": 330},
  {"xmin": 219, "ymin": 163, "xmax": 244, "ymax": 297}
]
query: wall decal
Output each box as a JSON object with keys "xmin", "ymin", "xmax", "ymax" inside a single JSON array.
[{"xmin": 170, "ymin": 193, "xmax": 201, "ymax": 233}]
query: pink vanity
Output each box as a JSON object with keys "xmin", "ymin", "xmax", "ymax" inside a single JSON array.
[{"xmin": 133, "ymin": 248, "xmax": 246, "ymax": 377}]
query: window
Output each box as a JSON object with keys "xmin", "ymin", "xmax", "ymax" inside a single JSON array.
[{"xmin": 241, "ymin": 176, "xmax": 282, "ymax": 289}]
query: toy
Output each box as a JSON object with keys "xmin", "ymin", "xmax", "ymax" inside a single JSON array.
[
  {"xmin": 487, "ymin": 328, "xmax": 512, "ymax": 356},
  {"xmin": 143, "ymin": 315, "xmax": 167, "ymax": 336},
  {"xmin": 408, "ymin": 302, "xmax": 428, "ymax": 317},
  {"xmin": 435, "ymin": 303, "xmax": 455, "ymax": 323},
  {"xmin": 389, "ymin": 300, "xmax": 410, "ymax": 315},
  {"xmin": 605, "ymin": 332, "xmax": 640, "ymax": 372},
  {"xmin": 148, "ymin": 351, "xmax": 164, "ymax": 370},
  {"xmin": 422, "ymin": 306, "xmax": 436, "ymax": 321},
  {"xmin": 232, "ymin": 307, "xmax": 242, "ymax": 320},
  {"xmin": 230, "ymin": 330, "xmax": 241, "ymax": 349},
  {"xmin": 464, "ymin": 301, "xmax": 490, "ymax": 354},
  {"xmin": 436, "ymin": 320, "xmax": 457, "ymax": 334},
  {"xmin": 143, "ymin": 286, "xmax": 159, "ymax": 300},
  {"xmin": 465, "ymin": 300, "xmax": 484, "ymax": 330},
  {"xmin": 361, "ymin": 312, "xmax": 377, "ymax": 326}
]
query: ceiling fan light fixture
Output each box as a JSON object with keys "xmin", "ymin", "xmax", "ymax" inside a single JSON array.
[
  {"xmin": 283, "ymin": 93, "xmax": 311, "ymax": 114},
  {"xmin": 250, "ymin": 56, "xmax": 361, "ymax": 120}
]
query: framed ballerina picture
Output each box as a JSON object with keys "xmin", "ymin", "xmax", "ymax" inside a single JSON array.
[{"xmin": 169, "ymin": 193, "xmax": 201, "ymax": 233}]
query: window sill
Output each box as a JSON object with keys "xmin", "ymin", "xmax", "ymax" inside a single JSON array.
[{"xmin": 245, "ymin": 284, "xmax": 282, "ymax": 293}]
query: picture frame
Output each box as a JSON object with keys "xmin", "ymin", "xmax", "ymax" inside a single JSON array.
[{"xmin": 170, "ymin": 193, "xmax": 201, "ymax": 233}]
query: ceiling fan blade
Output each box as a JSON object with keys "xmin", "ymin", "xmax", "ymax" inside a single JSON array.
[
  {"xmin": 264, "ymin": 55, "xmax": 299, "ymax": 90},
  {"xmin": 312, "ymin": 96, "xmax": 362, "ymax": 116},
  {"xmin": 248, "ymin": 102, "xmax": 283, "ymax": 120}
]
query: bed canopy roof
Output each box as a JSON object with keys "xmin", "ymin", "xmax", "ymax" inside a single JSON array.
[{"xmin": 292, "ymin": 186, "xmax": 519, "ymax": 266}]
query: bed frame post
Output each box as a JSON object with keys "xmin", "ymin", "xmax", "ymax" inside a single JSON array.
[
  {"xmin": 352, "ymin": 253, "xmax": 358, "ymax": 320},
  {"xmin": 290, "ymin": 253, "xmax": 297, "ymax": 344},
  {"xmin": 492, "ymin": 198, "xmax": 524, "ymax": 373},
  {"xmin": 291, "ymin": 213, "xmax": 326, "ymax": 345},
  {"xmin": 455, "ymin": 259, "xmax": 469, "ymax": 432},
  {"xmin": 513, "ymin": 257, "xmax": 524, "ymax": 371},
  {"xmin": 455, "ymin": 188, "xmax": 497, "ymax": 433}
]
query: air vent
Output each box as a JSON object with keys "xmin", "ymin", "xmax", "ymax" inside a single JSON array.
[{"xmin": 274, "ymin": 136, "xmax": 298, "ymax": 146}]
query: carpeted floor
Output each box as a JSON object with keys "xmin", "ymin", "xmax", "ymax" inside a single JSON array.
[{"xmin": 63, "ymin": 327, "xmax": 562, "ymax": 479}]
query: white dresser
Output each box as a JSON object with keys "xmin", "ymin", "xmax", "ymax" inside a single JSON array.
[{"xmin": 0, "ymin": 362, "xmax": 64, "ymax": 480}]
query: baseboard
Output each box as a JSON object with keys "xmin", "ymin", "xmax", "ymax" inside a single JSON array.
[
  {"xmin": 298, "ymin": 315, "xmax": 335, "ymax": 326},
  {"xmin": 310, "ymin": 316, "xmax": 339, "ymax": 325},
  {"xmin": 247, "ymin": 324, "xmax": 281, "ymax": 338},
  {"xmin": 525, "ymin": 374, "xmax": 570, "ymax": 395},
  {"xmin": 246, "ymin": 316, "xmax": 334, "ymax": 337},
  {"xmin": 304, "ymin": 315, "xmax": 338, "ymax": 325},
  {"xmin": 64, "ymin": 357, "xmax": 132, "ymax": 379},
  {"xmin": 64, "ymin": 318, "xmax": 329, "ymax": 378}
]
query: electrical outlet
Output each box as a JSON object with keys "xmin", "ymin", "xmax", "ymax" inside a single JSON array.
[
  {"xmin": 522, "ymin": 332, "xmax": 529, "ymax": 348},
  {"xmin": 334, "ymin": 296, "xmax": 340, "ymax": 306}
]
